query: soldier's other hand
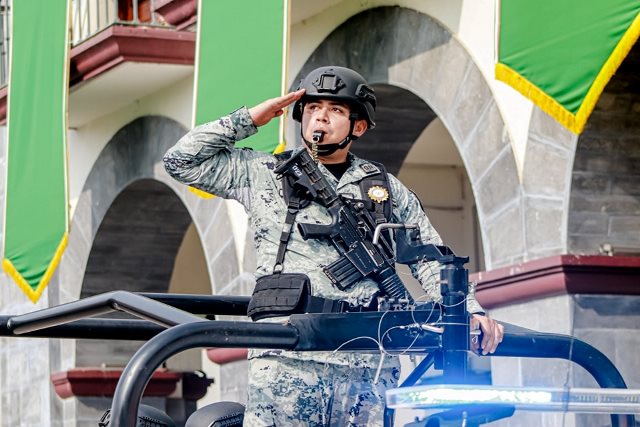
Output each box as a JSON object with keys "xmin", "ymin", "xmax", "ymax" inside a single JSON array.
[
  {"xmin": 471, "ymin": 314, "xmax": 504, "ymax": 355},
  {"xmin": 249, "ymin": 89, "xmax": 305, "ymax": 127}
]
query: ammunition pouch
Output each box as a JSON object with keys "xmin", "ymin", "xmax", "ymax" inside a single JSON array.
[
  {"xmin": 248, "ymin": 273, "xmax": 313, "ymax": 321},
  {"xmin": 247, "ymin": 273, "xmax": 374, "ymax": 321}
]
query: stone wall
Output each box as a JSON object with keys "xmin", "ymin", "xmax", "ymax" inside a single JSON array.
[
  {"xmin": 0, "ymin": 127, "xmax": 57, "ymax": 426},
  {"xmin": 569, "ymin": 42, "xmax": 640, "ymax": 254}
]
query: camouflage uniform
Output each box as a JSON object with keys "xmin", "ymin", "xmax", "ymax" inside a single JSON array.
[
  {"xmin": 163, "ymin": 107, "xmax": 484, "ymax": 426},
  {"xmin": 245, "ymin": 354, "xmax": 399, "ymax": 426}
]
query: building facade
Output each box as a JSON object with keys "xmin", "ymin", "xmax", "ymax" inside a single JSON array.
[{"xmin": 0, "ymin": 1, "xmax": 638, "ymax": 426}]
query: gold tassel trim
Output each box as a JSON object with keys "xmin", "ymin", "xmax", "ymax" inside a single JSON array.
[
  {"xmin": 188, "ymin": 186, "xmax": 215, "ymax": 199},
  {"xmin": 3, "ymin": 232, "xmax": 68, "ymax": 303},
  {"xmin": 576, "ymin": 12, "xmax": 640, "ymax": 133},
  {"xmin": 496, "ymin": 12, "xmax": 640, "ymax": 134},
  {"xmin": 272, "ymin": 141, "xmax": 287, "ymax": 154}
]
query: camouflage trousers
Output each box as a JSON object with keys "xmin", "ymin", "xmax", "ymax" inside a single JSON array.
[{"xmin": 244, "ymin": 355, "xmax": 400, "ymax": 426}]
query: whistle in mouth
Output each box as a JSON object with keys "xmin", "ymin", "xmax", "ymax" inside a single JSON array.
[{"xmin": 312, "ymin": 131, "xmax": 325, "ymax": 143}]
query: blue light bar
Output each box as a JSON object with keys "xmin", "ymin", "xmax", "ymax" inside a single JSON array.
[{"xmin": 386, "ymin": 385, "xmax": 640, "ymax": 414}]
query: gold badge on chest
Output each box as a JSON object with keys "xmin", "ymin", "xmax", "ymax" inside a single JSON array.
[{"xmin": 367, "ymin": 185, "xmax": 389, "ymax": 203}]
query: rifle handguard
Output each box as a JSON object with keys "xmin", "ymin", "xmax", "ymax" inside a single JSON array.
[{"xmin": 375, "ymin": 267, "xmax": 415, "ymax": 304}]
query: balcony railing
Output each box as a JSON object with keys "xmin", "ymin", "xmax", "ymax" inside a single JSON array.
[
  {"xmin": 0, "ymin": 0, "xmax": 165, "ymax": 88},
  {"xmin": 72, "ymin": 0, "xmax": 160, "ymax": 46}
]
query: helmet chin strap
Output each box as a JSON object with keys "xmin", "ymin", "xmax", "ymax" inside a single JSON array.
[{"xmin": 301, "ymin": 114, "xmax": 358, "ymax": 158}]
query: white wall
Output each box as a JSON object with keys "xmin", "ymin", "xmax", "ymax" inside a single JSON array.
[
  {"xmin": 67, "ymin": 74, "xmax": 194, "ymax": 217},
  {"xmin": 398, "ymin": 118, "xmax": 484, "ymax": 271},
  {"xmin": 66, "ymin": 70, "xmax": 257, "ymax": 273}
]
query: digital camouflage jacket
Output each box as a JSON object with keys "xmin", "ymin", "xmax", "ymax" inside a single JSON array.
[
  {"xmin": 164, "ymin": 107, "xmax": 484, "ymax": 368},
  {"xmin": 163, "ymin": 106, "xmax": 484, "ymax": 313}
]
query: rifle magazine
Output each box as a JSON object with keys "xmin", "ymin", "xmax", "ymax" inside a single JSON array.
[{"xmin": 323, "ymin": 257, "xmax": 363, "ymax": 291}]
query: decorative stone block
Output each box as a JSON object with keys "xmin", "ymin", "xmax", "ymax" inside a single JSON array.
[
  {"xmin": 450, "ymin": 64, "xmax": 493, "ymax": 145},
  {"xmin": 528, "ymin": 108, "xmax": 576, "ymax": 149},
  {"xmin": 609, "ymin": 216, "xmax": 640, "ymax": 238},
  {"xmin": 483, "ymin": 200, "xmax": 524, "ymax": 268},
  {"xmin": 524, "ymin": 196, "xmax": 564, "ymax": 252},
  {"xmin": 571, "ymin": 173, "xmax": 610, "ymax": 196},
  {"xmin": 523, "ymin": 140, "xmax": 573, "ymax": 197},
  {"xmin": 475, "ymin": 149, "xmax": 521, "ymax": 220},
  {"xmin": 462, "ymin": 102, "xmax": 511, "ymax": 182}
]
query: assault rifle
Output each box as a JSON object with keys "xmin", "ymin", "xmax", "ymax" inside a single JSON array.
[{"xmin": 274, "ymin": 148, "xmax": 414, "ymax": 303}]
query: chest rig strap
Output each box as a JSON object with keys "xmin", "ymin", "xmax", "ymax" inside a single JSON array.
[
  {"xmin": 359, "ymin": 160, "xmax": 393, "ymax": 224},
  {"xmin": 359, "ymin": 160, "xmax": 394, "ymax": 261},
  {"xmin": 273, "ymin": 185, "xmax": 301, "ymax": 273},
  {"xmin": 247, "ymin": 171, "xmax": 311, "ymax": 321},
  {"xmin": 272, "ymin": 152, "xmax": 310, "ymax": 273},
  {"xmin": 248, "ymin": 155, "xmax": 374, "ymax": 321}
]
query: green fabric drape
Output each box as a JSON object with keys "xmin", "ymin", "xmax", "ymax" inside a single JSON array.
[
  {"xmin": 496, "ymin": 0, "xmax": 640, "ymax": 133},
  {"xmin": 4, "ymin": 0, "xmax": 70, "ymax": 302},
  {"xmin": 194, "ymin": 0, "xmax": 288, "ymax": 152}
]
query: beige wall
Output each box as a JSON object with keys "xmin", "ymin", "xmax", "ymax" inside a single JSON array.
[
  {"xmin": 168, "ymin": 223, "xmax": 211, "ymax": 295},
  {"xmin": 398, "ymin": 118, "xmax": 485, "ymax": 271}
]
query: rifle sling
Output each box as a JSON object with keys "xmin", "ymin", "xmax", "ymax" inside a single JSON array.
[{"xmin": 273, "ymin": 196, "xmax": 300, "ymax": 274}]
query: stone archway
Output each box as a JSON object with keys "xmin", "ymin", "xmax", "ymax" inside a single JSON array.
[
  {"xmin": 350, "ymin": 83, "xmax": 437, "ymax": 175},
  {"xmin": 348, "ymin": 83, "xmax": 485, "ymax": 272},
  {"xmin": 75, "ymin": 178, "xmax": 196, "ymax": 369},
  {"xmin": 48, "ymin": 115, "xmax": 251, "ymax": 423},
  {"xmin": 55, "ymin": 115, "xmax": 244, "ymax": 304},
  {"xmin": 80, "ymin": 179, "xmax": 192, "ymax": 298},
  {"xmin": 291, "ymin": 6, "xmax": 521, "ymax": 269}
]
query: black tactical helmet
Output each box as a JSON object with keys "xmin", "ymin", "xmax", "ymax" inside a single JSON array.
[{"xmin": 292, "ymin": 66, "xmax": 376, "ymax": 129}]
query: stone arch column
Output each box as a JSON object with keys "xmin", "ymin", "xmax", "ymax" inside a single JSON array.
[
  {"xmin": 521, "ymin": 109, "xmax": 577, "ymax": 260},
  {"xmin": 566, "ymin": 42, "xmax": 640, "ymax": 256},
  {"xmin": 291, "ymin": 6, "xmax": 523, "ymax": 269},
  {"xmin": 53, "ymin": 115, "xmax": 245, "ymax": 306}
]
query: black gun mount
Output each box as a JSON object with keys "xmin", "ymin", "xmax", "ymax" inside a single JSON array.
[{"xmin": 0, "ymin": 226, "xmax": 635, "ymax": 426}]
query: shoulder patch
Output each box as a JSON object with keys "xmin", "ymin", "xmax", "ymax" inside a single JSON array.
[{"xmin": 359, "ymin": 163, "xmax": 380, "ymax": 174}]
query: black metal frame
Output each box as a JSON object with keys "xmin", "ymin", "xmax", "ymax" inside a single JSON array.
[
  {"xmin": 0, "ymin": 238, "xmax": 635, "ymax": 427},
  {"xmin": 0, "ymin": 292, "xmax": 634, "ymax": 426}
]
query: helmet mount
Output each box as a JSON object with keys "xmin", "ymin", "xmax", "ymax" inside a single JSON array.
[{"xmin": 313, "ymin": 72, "xmax": 345, "ymax": 93}]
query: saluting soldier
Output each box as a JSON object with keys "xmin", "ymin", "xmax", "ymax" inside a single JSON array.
[{"xmin": 164, "ymin": 66, "xmax": 503, "ymax": 426}]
